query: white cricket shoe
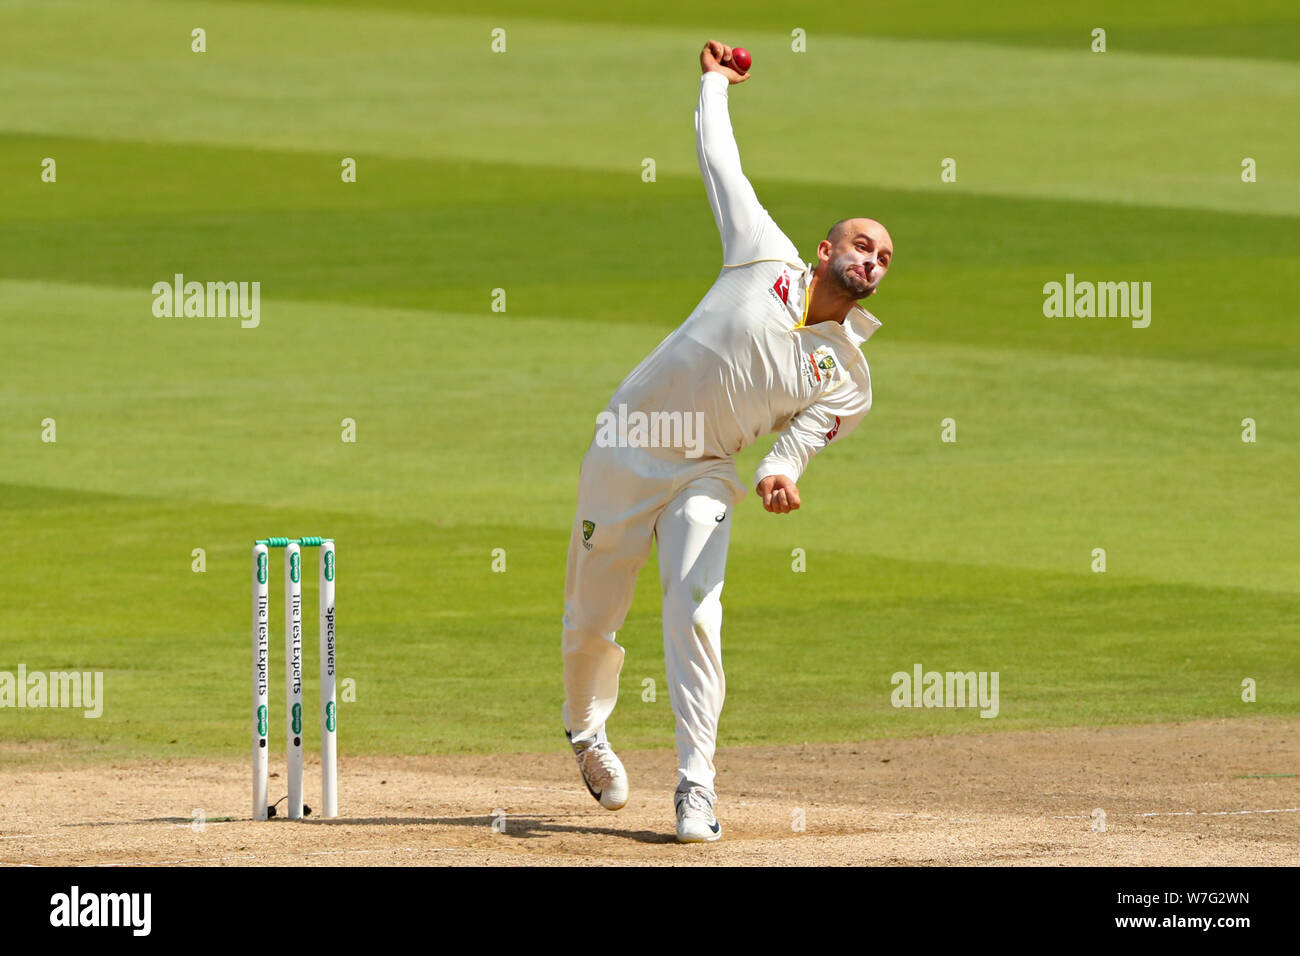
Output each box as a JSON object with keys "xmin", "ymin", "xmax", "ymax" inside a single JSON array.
[
  {"xmin": 568, "ymin": 732, "xmax": 628, "ymax": 811},
  {"xmin": 675, "ymin": 784, "xmax": 721, "ymax": 843}
]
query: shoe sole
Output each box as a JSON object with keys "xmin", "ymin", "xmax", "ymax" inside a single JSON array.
[
  {"xmin": 578, "ymin": 776, "xmax": 627, "ymax": 811},
  {"xmin": 675, "ymin": 816, "xmax": 722, "ymax": 843},
  {"xmin": 571, "ymin": 745, "xmax": 628, "ymax": 811}
]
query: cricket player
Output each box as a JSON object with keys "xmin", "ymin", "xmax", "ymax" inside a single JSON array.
[{"xmin": 561, "ymin": 40, "xmax": 893, "ymax": 842}]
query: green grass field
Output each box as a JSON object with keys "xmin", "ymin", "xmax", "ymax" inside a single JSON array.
[{"xmin": 1, "ymin": 0, "xmax": 1296, "ymax": 762}]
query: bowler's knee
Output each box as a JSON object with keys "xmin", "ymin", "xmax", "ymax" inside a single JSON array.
[
  {"xmin": 664, "ymin": 582, "xmax": 721, "ymax": 636},
  {"xmin": 690, "ymin": 600, "xmax": 722, "ymax": 642}
]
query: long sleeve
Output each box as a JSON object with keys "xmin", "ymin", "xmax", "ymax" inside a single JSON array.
[
  {"xmin": 754, "ymin": 380, "xmax": 872, "ymax": 487},
  {"xmin": 695, "ymin": 72, "xmax": 799, "ymax": 267}
]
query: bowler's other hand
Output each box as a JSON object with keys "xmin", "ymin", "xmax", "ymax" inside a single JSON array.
[
  {"xmin": 700, "ymin": 40, "xmax": 750, "ymax": 84},
  {"xmin": 757, "ymin": 475, "xmax": 801, "ymax": 514}
]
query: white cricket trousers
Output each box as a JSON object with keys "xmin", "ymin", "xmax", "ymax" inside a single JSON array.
[{"xmin": 561, "ymin": 442, "xmax": 748, "ymax": 793}]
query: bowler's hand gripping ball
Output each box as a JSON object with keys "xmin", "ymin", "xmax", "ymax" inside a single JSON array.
[{"xmin": 731, "ymin": 47, "xmax": 751, "ymax": 73}]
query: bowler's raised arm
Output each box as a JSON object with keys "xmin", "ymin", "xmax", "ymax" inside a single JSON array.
[{"xmin": 696, "ymin": 39, "xmax": 777, "ymax": 267}]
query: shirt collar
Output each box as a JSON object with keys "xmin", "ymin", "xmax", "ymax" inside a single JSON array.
[
  {"xmin": 843, "ymin": 304, "xmax": 882, "ymax": 347},
  {"xmin": 800, "ymin": 263, "xmax": 883, "ymax": 346}
]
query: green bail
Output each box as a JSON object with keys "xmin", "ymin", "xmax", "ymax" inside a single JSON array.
[{"xmin": 256, "ymin": 536, "xmax": 332, "ymax": 547}]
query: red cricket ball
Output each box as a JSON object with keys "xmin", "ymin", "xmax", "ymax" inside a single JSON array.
[{"xmin": 731, "ymin": 47, "xmax": 752, "ymax": 73}]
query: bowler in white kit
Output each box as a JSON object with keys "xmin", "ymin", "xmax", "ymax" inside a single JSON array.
[{"xmin": 561, "ymin": 40, "xmax": 895, "ymax": 842}]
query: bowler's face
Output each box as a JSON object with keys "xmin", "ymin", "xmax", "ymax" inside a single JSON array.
[{"xmin": 825, "ymin": 219, "xmax": 893, "ymax": 299}]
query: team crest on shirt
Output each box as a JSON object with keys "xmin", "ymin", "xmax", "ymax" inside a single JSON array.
[
  {"xmin": 769, "ymin": 269, "xmax": 791, "ymax": 305},
  {"xmin": 801, "ymin": 346, "xmax": 837, "ymax": 390},
  {"xmin": 582, "ymin": 520, "xmax": 595, "ymax": 551}
]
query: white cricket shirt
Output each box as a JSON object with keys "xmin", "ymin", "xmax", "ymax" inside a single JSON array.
[{"xmin": 605, "ymin": 70, "xmax": 882, "ymax": 489}]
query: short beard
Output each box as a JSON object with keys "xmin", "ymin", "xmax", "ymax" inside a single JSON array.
[{"xmin": 830, "ymin": 252, "xmax": 877, "ymax": 299}]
